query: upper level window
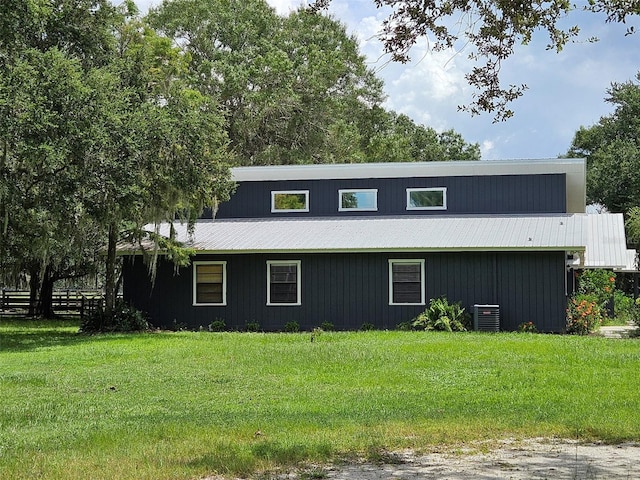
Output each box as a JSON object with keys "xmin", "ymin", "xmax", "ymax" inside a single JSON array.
[
  {"xmin": 271, "ymin": 190, "xmax": 309, "ymax": 213},
  {"xmin": 406, "ymin": 187, "xmax": 447, "ymax": 210},
  {"xmin": 267, "ymin": 260, "xmax": 301, "ymax": 306},
  {"xmin": 193, "ymin": 261, "xmax": 226, "ymax": 306},
  {"xmin": 389, "ymin": 259, "xmax": 425, "ymax": 305},
  {"xmin": 338, "ymin": 189, "xmax": 378, "ymax": 212}
]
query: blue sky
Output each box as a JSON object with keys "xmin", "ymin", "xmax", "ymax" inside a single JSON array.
[{"xmin": 134, "ymin": 0, "xmax": 640, "ymax": 160}]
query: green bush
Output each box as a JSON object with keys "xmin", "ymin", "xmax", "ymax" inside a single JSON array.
[
  {"xmin": 244, "ymin": 321, "xmax": 260, "ymax": 332},
  {"xmin": 396, "ymin": 321, "xmax": 415, "ymax": 331},
  {"xmin": 517, "ymin": 321, "xmax": 538, "ymax": 333},
  {"xmin": 284, "ymin": 321, "xmax": 300, "ymax": 333},
  {"xmin": 412, "ymin": 297, "xmax": 470, "ymax": 332},
  {"xmin": 577, "ymin": 269, "xmax": 616, "ymax": 317},
  {"xmin": 209, "ymin": 319, "xmax": 226, "ymax": 332},
  {"xmin": 360, "ymin": 322, "xmax": 375, "ymax": 331},
  {"xmin": 320, "ymin": 322, "xmax": 335, "ymax": 331},
  {"xmin": 80, "ymin": 301, "xmax": 149, "ymax": 334},
  {"xmin": 634, "ymin": 297, "xmax": 640, "ymax": 328},
  {"xmin": 566, "ymin": 293, "xmax": 603, "ymax": 335}
]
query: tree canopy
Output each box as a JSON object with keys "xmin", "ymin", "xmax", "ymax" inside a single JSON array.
[
  {"xmin": 0, "ymin": 1, "xmax": 234, "ymax": 318},
  {"xmin": 567, "ymin": 72, "xmax": 640, "ymax": 214},
  {"xmin": 149, "ymin": 0, "xmax": 479, "ymax": 165},
  {"xmin": 312, "ymin": 0, "xmax": 640, "ymax": 122}
]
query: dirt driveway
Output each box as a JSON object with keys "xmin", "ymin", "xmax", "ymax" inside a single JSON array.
[{"xmin": 315, "ymin": 439, "xmax": 640, "ymax": 480}]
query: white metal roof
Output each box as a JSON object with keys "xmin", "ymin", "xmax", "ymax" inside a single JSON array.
[
  {"xmin": 614, "ymin": 250, "xmax": 638, "ymax": 273},
  {"xmin": 231, "ymin": 159, "xmax": 587, "ymax": 213},
  {"xmin": 135, "ymin": 214, "xmax": 586, "ymax": 254},
  {"xmin": 583, "ymin": 213, "xmax": 628, "ymax": 269}
]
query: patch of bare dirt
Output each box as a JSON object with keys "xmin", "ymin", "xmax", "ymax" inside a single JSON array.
[{"xmin": 204, "ymin": 438, "xmax": 640, "ymax": 480}]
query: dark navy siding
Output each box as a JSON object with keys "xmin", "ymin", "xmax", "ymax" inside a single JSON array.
[
  {"xmin": 214, "ymin": 174, "xmax": 566, "ymax": 218},
  {"xmin": 123, "ymin": 251, "xmax": 567, "ymax": 332}
]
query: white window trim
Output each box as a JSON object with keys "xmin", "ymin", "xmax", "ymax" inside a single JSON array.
[
  {"xmin": 271, "ymin": 190, "xmax": 310, "ymax": 213},
  {"xmin": 388, "ymin": 259, "xmax": 425, "ymax": 306},
  {"xmin": 267, "ymin": 260, "xmax": 302, "ymax": 306},
  {"xmin": 338, "ymin": 188, "xmax": 378, "ymax": 212},
  {"xmin": 193, "ymin": 261, "xmax": 227, "ymax": 306},
  {"xmin": 406, "ymin": 187, "xmax": 447, "ymax": 211}
]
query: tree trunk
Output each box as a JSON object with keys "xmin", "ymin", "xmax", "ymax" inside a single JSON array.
[
  {"xmin": 28, "ymin": 264, "xmax": 40, "ymax": 317},
  {"xmin": 104, "ymin": 222, "xmax": 118, "ymax": 325},
  {"xmin": 36, "ymin": 264, "xmax": 56, "ymax": 318}
]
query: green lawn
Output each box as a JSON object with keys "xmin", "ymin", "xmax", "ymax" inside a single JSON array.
[{"xmin": 1, "ymin": 319, "xmax": 640, "ymax": 480}]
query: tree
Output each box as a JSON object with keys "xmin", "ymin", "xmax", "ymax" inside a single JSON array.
[
  {"xmin": 567, "ymin": 72, "xmax": 640, "ymax": 214},
  {"xmin": 150, "ymin": 0, "xmax": 387, "ymax": 165},
  {"xmin": 364, "ymin": 112, "xmax": 480, "ymax": 161},
  {"xmin": 311, "ymin": 0, "xmax": 640, "ymax": 121},
  {"xmin": 0, "ymin": 47, "xmax": 107, "ymax": 316},
  {"xmin": 77, "ymin": 8, "xmax": 234, "ymax": 319},
  {"xmin": 0, "ymin": 2, "xmax": 234, "ymax": 320}
]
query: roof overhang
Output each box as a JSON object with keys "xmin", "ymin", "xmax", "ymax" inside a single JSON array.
[{"xmin": 121, "ymin": 214, "xmax": 588, "ymax": 256}]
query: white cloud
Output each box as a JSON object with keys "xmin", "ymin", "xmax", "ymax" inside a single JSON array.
[
  {"xmin": 266, "ymin": 0, "xmax": 304, "ymax": 15},
  {"xmin": 480, "ymin": 140, "xmax": 495, "ymax": 158}
]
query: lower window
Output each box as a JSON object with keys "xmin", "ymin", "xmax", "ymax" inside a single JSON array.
[
  {"xmin": 193, "ymin": 261, "xmax": 227, "ymax": 306},
  {"xmin": 389, "ymin": 259, "xmax": 425, "ymax": 305},
  {"xmin": 267, "ymin": 260, "xmax": 301, "ymax": 306}
]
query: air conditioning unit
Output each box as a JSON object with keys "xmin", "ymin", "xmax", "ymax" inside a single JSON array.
[{"xmin": 473, "ymin": 304, "xmax": 500, "ymax": 332}]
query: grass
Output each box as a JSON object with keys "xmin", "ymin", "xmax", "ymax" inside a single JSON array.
[{"xmin": 1, "ymin": 319, "xmax": 640, "ymax": 479}]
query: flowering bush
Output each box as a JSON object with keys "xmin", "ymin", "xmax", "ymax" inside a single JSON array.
[
  {"xmin": 577, "ymin": 269, "xmax": 616, "ymax": 316},
  {"xmin": 566, "ymin": 293, "xmax": 603, "ymax": 335},
  {"xmin": 517, "ymin": 321, "xmax": 538, "ymax": 333}
]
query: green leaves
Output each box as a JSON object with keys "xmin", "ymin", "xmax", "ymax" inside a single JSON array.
[{"xmin": 568, "ymin": 72, "xmax": 640, "ymax": 214}]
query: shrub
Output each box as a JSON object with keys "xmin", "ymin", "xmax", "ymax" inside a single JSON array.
[
  {"xmin": 396, "ymin": 321, "xmax": 415, "ymax": 331},
  {"xmin": 577, "ymin": 269, "xmax": 616, "ymax": 317},
  {"xmin": 245, "ymin": 321, "xmax": 260, "ymax": 332},
  {"xmin": 634, "ymin": 297, "xmax": 640, "ymax": 328},
  {"xmin": 209, "ymin": 319, "xmax": 226, "ymax": 332},
  {"xmin": 284, "ymin": 321, "xmax": 300, "ymax": 333},
  {"xmin": 412, "ymin": 297, "xmax": 470, "ymax": 332},
  {"xmin": 613, "ymin": 291, "xmax": 640, "ymax": 325},
  {"xmin": 360, "ymin": 322, "xmax": 375, "ymax": 331},
  {"xmin": 80, "ymin": 300, "xmax": 149, "ymax": 334},
  {"xmin": 517, "ymin": 321, "xmax": 538, "ymax": 333},
  {"xmin": 320, "ymin": 322, "xmax": 335, "ymax": 331},
  {"xmin": 566, "ymin": 293, "xmax": 603, "ymax": 335}
]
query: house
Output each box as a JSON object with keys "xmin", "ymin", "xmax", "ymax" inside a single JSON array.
[{"xmin": 121, "ymin": 159, "xmax": 629, "ymax": 332}]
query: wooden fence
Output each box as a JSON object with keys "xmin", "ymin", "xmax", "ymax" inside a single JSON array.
[{"xmin": 0, "ymin": 289, "xmax": 104, "ymax": 317}]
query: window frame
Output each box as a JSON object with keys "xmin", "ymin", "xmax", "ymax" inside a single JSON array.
[
  {"xmin": 266, "ymin": 260, "xmax": 302, "ymax": 306},
  {"xmin": 193, "ymin": 261, "xmax": 227, "ymax": 306},
  {"xmin": 406, "ymin": 187, "xmax": 447, "ymax": 211},
  {"xmin": 338, "ymin": 188, "xmax": 378, "ymax": 212},
  {"xmin": 388, "ymin": 259, "xmax": 425, "ymax": 306},
  {"xmin": 271, "ymin": 190, "xmax": 310, "ymax": 213}
]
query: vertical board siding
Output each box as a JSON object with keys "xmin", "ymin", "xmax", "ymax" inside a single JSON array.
[
  {"xmin": 124, "ymin": 251, "xmax": 568, "ymax": 333},
  {"xmin": 215, "ymin": 174, "xmax": 566, "ymax": 218}
]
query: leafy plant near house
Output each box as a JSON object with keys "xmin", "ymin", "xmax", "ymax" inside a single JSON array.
[
  {"xmin": 633, "ymin": 297, "xmax": 640, "ymax": 328},
  {"xmin": 80, "ymin": 300, "xmax": 149, "ymax": 334},
  {"xmin": 577, "ymin": 269, "xmax": 616, "ymax": 314},
  {"xmin": 517, "ymin": 322, "xmax": 538, "ymax": 333},
  {"xmin": 566, "ymin": 269, "xmax": 616, "ymax": 334},
  {"xmin": 284, "ymin": 321, "xmax": 300, "ymax": 333},
  {"xmin": 360, "ymin": 322, "xmax": 375, "ymax": 331},
  {"xmin": 209, "ymin": 319, "xmax": 226, "ymax": 332},
  {"xmin": 412, "ymin": 297, "xmax": 471, "ymax": 332},
  {"xmin": 566, "ymin": 294, "xmax": 603, "ymax": 335},
  {"xmin": 245, "ymin": 321, "xmax": 261, "ymax": 332}
]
